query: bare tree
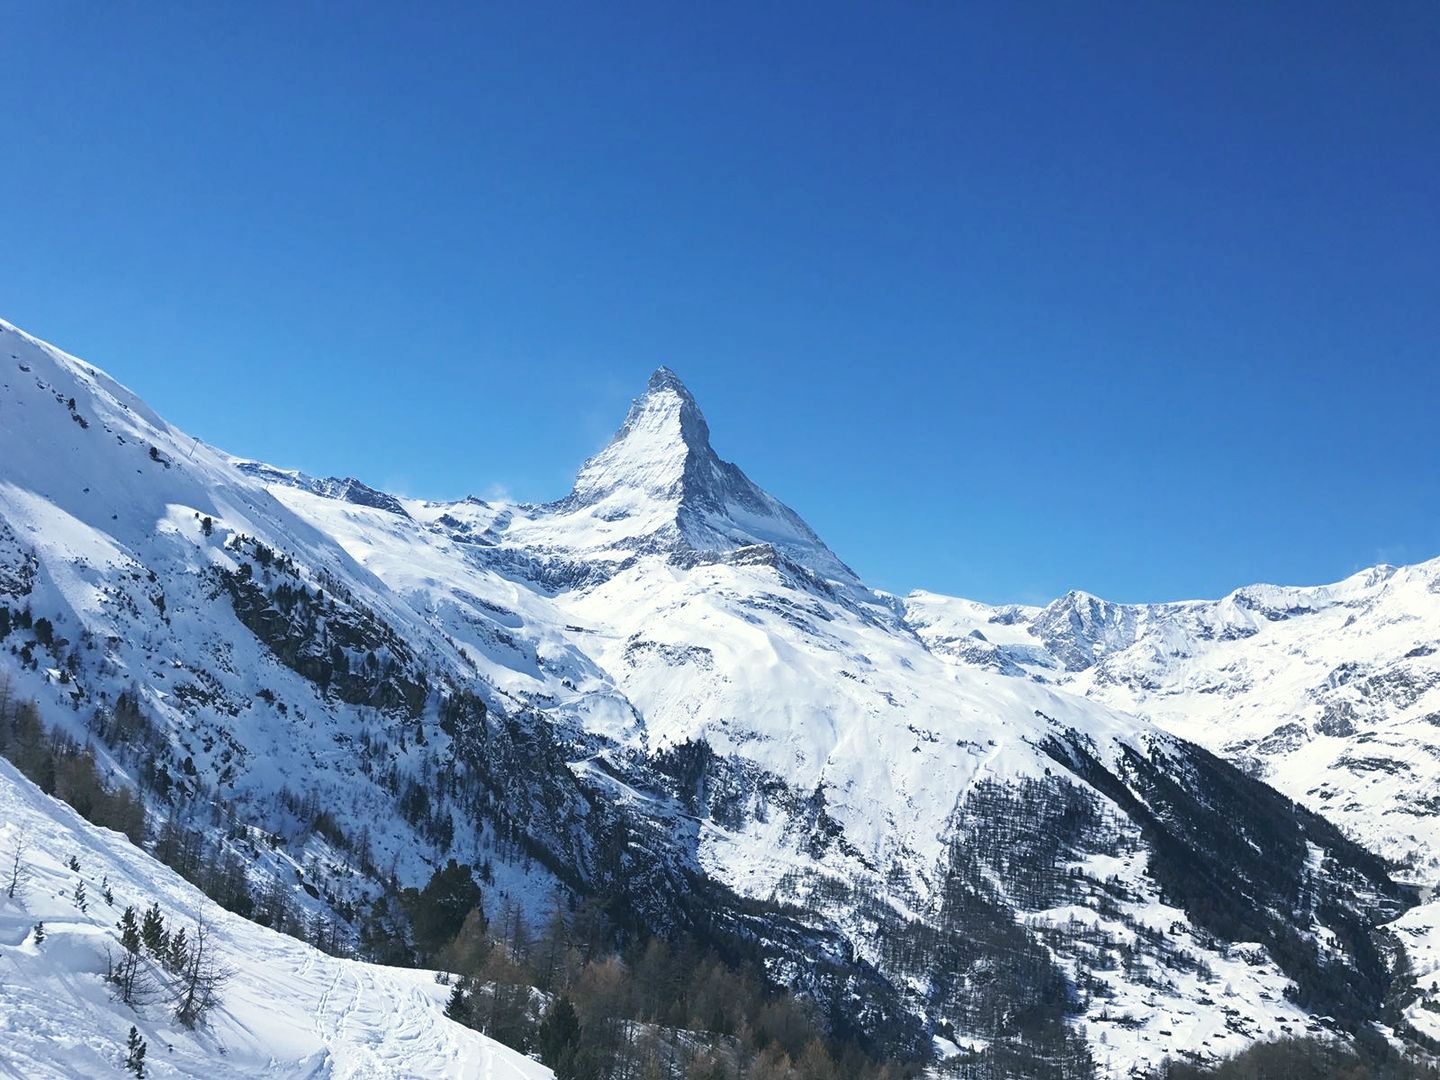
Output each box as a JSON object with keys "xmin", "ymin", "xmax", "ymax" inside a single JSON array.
[
  {"xmin": 5, "ymin": 830, "xmax": 28, "ymax": 899},
  {"xmin": 106, "ymin": 945, "xmax": 153, "ymax": 1007},
  {"xmin": 107, "ymin": 905, "xmax": 159, "ymax": 1007},
  {"xmin": 0, "ymin": 668, "xmax": 14, "ymax": 723},
  {"xmin": 172, "ymin": 917, "xmax": 231, "ymax": 1028}
]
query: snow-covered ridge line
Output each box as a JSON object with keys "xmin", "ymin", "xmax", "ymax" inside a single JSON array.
[{"xmin": 903, "ymin": 555, "xmax": 1440, "ymax": 871}]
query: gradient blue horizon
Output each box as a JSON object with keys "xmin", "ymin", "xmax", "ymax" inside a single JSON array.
[{"xmin": 3, "ymin": 3, "xmax": 1438, "ymax": 605}]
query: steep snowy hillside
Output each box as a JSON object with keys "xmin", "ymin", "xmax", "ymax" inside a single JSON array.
[
  {"xmin": 906, "ymin": 561, "xmax": 1440, "ymax": 1042},
  {"xmin": 0, "ymin": 315, "xmax": 1425, "ymax": 1076},
  {"xmin": 0, "ymin": 317, "xmax": 611, "ymax": 917},
  {"xmin": 0, "ymin": 755, "xmax": 549, "ymax": 1078},
  {"xmin": 242, "ymin": 359, "xmax": 1416, "ymax": 1071}
]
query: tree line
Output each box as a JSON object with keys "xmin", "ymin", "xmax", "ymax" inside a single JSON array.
[
  {"xmin": 0, "ymin": 675, "xmax": 145, "ymax": 843},
  {"xmin": 1157, "ymin": 1037, "xmax": 1440, "ymax": 1079},
  {"xmin": 411, "ymin": 858, "xmax": 913, "ymax": 1080}
]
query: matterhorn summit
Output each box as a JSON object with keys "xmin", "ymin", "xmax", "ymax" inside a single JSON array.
[
  {"xmin": 569, "ymin": 367, "xmax": 715, "ymax": 507},
  {"xmin": 527, "ymin": 366, "xmax": 859, "ymax": 585}
]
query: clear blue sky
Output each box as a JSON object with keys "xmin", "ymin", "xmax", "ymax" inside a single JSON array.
[{"xmin": 3, "ymin": 3, "xmax": 1438, "ymax": 604}]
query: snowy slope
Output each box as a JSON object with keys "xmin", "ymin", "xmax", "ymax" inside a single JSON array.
[
  {"xmin": 0, "ymin": 315, "xmax": 1423, "ymax": 1076},
  {"xmin": 248, "ymin": 365, "xmax": 1243, "ymax": 892},
  {"xmin": 0, "ymin": 756, "xmax": 549, "ymax": 1079},
  {"xmin": 243, "ymin": 366, "xmax": 1163, "ymax": 881},
  {"xmin": 0, "ymin": 316, "xmax": 585, "ymax": 916}
]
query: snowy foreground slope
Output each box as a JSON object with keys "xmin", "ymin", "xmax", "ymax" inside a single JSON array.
[
  {"xmin": 0, "ymin": 757, "xmax": 549, "ymax": 1079},
  {"xmin": 0, "ymin": 316, "xmax": 1429, "ymax": 1076}
]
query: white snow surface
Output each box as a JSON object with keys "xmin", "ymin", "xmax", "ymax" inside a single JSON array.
[{"xmin": 0, "ymin": 756, "xmax": 550, "ymax": 1079}]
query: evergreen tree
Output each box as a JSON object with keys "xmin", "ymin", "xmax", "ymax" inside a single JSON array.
[
  {"xmin": 109, "ymin": 906, "xmax": 156, "ymax": 1006},
  {"xmin": 445, "ymin": 982, "xmax": 469, "ymax": 1023},
  {"xmin": 405, "ymin": 859, "xmax": 482, "ymax": 957},
  {"xmin": 166, "ymin": 926, "xmax": 189, "ymax": 974},
  {"xmin": 117, "ymin": 906, "xmax": 142, "ymax": 954},
  {"xmin": 124, "ymin": 1025, "xmax": 146, "ymax": 1077},
  {"xmin": 141, "ymin": 903, "xmax": 168, "ymax": 956},
  {"xmin": 556, "ymin": 1045, "xmax": 604, "ymax": 1080},
  {"xmin": 73, "ymin": 879, "xmax": 87, "ymax": 912},
  {"xmin": 537, "ymin": 995, "xmax": 582, "ymax": 1069},
  {"xmin": 32, "ymin": 921, "xmax": 44, "ymax": 944}
]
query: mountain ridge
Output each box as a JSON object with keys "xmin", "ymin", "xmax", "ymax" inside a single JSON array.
[{"xmin": 1, "ymin": 314, "xmax": 1433, "ymax": 1076}]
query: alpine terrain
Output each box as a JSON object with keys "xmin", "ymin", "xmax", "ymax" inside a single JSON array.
[
  {"xmin": 0, "ymin": 315, "xmax": 1433, "ymax": 1078},
  {"xmin": 907, "ymin": 563, "xmax": 1440, "ymax": 1050}
]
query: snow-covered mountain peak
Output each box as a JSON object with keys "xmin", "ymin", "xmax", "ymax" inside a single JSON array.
[
  {"xmin": 528, "ymin": 368, "xmax": 860, "ymax": 585},
  {"xmin": 642, "ymin": 364, "xmax": 700, "ymax": 408},
  {"xmin": 569, "ymin": 366, "xmax": 711, "ymax": 509}
]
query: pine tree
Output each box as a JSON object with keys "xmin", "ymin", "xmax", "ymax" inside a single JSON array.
[
  {"xmin": 141, "ymin": 903, "xmax": 168, "ymax": 956},
  {"xmin": 73, "ymin": 879, "xmax": 87, "ymax": 912},
  {"xmin": 125, "ymin": 1025, "xmax": 146, "ymax": 1077},
  {"xmin": 166, "ymin": 926, "xmax": 188, "ymax": 973},
  {"xmin": 537, "ymin": 995, "xmax": 581, "ymax": 1068},
  {"xmin": 445, "ymin": 982, "xmax": 469, "ymax": 1023},
  {"xmin": 117, "ymin": 907, "xmax": 142, "ymax": 954},
  {"xmin": 32, "ymin": 921, "xmax": 44, "ymax": 944},
  {"xmin": 109, "ymin": 905, "xmax": 155, "ymax": 1006}
]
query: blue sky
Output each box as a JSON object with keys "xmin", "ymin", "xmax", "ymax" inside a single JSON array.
[{"xmin": 3, "ymin": 3, "xmax": 1438, "ymax": 603}]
